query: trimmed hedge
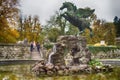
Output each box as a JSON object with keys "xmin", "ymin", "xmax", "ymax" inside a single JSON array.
[
  {"xmin": 43, "ymin": 43, "xmax": 120, "ymax": 54},
  {"xmin": 88, "ymin": 46, "xmax": 120, "ymax": 54}
]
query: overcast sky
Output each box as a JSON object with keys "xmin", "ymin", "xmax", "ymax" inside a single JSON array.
[{"xmin": 20, "ymin": 0, "xmax": 120, "ymax": 25}]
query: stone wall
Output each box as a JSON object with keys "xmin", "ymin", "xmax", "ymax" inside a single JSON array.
[{"xmin": 0, "ymin": 43, "xmax": 30, "ymax": 59}]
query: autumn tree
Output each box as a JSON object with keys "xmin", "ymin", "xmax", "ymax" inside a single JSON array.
[
  {"xmin": 83, "ymin": 20, "xmax": 116, "ymax": 45},
  {"xmin": 18, "ymin": 15, "xmax": 42, "ymax": 42},
  {"xmin": 0, "ymin": 0, "xmax": 20, "ymax": 43}
]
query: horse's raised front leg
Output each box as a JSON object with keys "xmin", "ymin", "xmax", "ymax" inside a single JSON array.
[{"xmin": 88, "ymin": 27, "xmax": 93, "ymax": 37}]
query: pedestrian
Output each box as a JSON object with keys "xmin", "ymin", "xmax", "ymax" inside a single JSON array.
[
  {"xmin": 36, "ymin": 42, "xmax": 43, "ymax": 58},
  {"xmin": 36, "ymin": 42, "xmax": 40, "ymax": 52},
  {"xmin": 33, "ymin": 41, "xmax": 36, "ymax": 49},
  {"xmin": 30, "ymin": 42, "xmax": 34, "ymax": 52}
]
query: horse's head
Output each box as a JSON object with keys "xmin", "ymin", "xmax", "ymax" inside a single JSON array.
[
  {"xmin": 60, "ymin": 2, "xmax": 76, "ymax": 11},
  {"xmin": 60, "ymin": 2, "xmax": 68, "ymax": 10}
]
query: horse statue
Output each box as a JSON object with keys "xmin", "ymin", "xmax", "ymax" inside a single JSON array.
[{"xmin": 60, "ymin": 2, "xmax": 95, "ymax": 37}]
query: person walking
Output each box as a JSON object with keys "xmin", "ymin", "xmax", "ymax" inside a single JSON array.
[
  {"xmin": 30, "ymin": 42, "xmax": 34, "ymax": 58},
  {"xmin": 33, "ymin": 41, "xmax": 36, "ymax": 49},
  {"xmin": 36, "ymin": 42, "xmax": 43, "ymax": 58},
  {"xmin": 36, "ymin": 42, "xmax": 40, "ymax": 53},
  {"xmin": 30, "ymin": 42, "xmax": 34, "ymax": 52}
]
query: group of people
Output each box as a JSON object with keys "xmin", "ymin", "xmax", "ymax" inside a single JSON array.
[{"xmin": 30, "ymin": 41, "xmax": 40, "ymax": 53}]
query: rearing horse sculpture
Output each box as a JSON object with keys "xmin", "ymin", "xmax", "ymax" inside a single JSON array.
[{"xmin": 60, "ymin": 2, "xmax": 95, "ymax": 37}]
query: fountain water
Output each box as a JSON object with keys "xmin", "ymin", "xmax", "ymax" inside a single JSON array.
[{"xmin": 47, "ymin": 44, "xmax": 56, "ymax": 64}]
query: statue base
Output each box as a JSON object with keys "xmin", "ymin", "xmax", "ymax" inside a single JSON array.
[{"xmin": 54, "ymin": 35, "xmax": 91, "ymax": 66}]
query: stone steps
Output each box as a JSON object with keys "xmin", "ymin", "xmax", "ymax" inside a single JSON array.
[{"xmin": 30, "ymin": 51, "xmax": 43, "ymax": 60}]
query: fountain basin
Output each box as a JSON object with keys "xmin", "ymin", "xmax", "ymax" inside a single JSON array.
[{"xmin": 32, "ymin": 60, "xmax": 113, "ymax": 76}]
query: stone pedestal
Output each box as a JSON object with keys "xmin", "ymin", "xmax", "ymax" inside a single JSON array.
[
  {"xmin": 51, "ymin": 43, "xmax": 66, "ymax": 65},
  {"xmin": 51, "ymin": 35, "xmax": 91, "ymax": 66}
]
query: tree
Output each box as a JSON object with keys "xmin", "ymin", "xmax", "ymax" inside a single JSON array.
[
  {"xmin": 47, "ymin": 28, "xmax": 61, "ymax": 42},
  {"xmin": 113, "ymin": 16, "xmax": 120, "ymax": 37},
  {"xmin": 46, "ymin": 11, "xmax": 67, "ymax": 35},
  {"xmin": 0, "ymin": 0, "xmax": 19, "ymax": 27},
  {"xmin": 0, "ymin": 0, "xmax": 20, "ymax": 43},
  {"xmin": 18, "ymin": 15, "xmax": 42, "ymax": 42},
  {"xmin": 83, "ymin": 20, "xmax": 116, "ymax": 45}
]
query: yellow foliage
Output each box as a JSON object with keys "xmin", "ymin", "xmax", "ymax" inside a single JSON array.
[
  {"xmin": 94, "ymin": 43, "xmax": 107, "ymax": 46},
  {"xmin": 8, "ymin": 29, "xmax": 20, "ymax": 38},
  {"xmin": 83, "ymin": 21, "xmax": 116, "ymax": 45},
  {"xmin": 0, "ymin": 28, "xmax": 20, "ymax": 43}
]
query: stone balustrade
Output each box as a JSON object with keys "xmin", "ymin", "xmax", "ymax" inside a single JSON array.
[{"xmin": 0, "ymin": 43, "xmax": 30, "ymax": 59}]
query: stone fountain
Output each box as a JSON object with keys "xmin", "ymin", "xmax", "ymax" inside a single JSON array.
[
  {"xmin": 32, "ymin": 2, "xmax": 113, "ymax": 76},
  {"xmin": 51, "ymin": 35, "xmax": 91, "ymax": 66},
  {"xmin": 32, "ymin": 35, "xmax": 113, "ymax": 76}
]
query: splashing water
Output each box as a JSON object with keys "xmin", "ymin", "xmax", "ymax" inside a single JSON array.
[{"xmin": 48, "ymin": 44, "xmax": 56, "ymax": 64}]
